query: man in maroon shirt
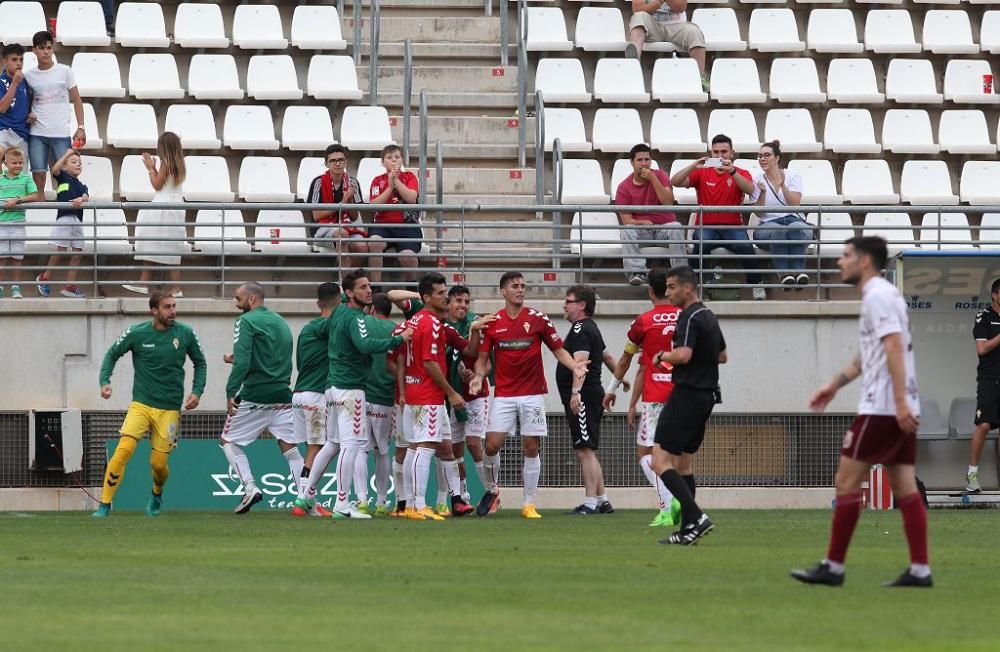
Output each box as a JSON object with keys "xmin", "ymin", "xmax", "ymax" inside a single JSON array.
[
  {"xmin": 671, "ymin": 134, "xmax": 765, "ymax": 300},
  {"xmin": 616, "ymin": 143, "xmax": 688, "ymax": 286}
]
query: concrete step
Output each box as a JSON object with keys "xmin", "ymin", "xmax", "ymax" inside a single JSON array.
[
  {"xmin": 370, "ymin": 42, "xmax": 514, "ymax": 61},
  {"xmin": 349, "ymin": 17, "xmax": 506, "ymax": 45},
  {"xmin": 360, "ymin": 65, "xmax": 517, "ymax": 94},
  {"xmin": 429, "ymin": 167, "xmax": 537, "ymax": 195},
  {"xmin": 390, "ymin": 115, "xmax": 533, "ymax": 146},
  {"xmin": 439, "ymin": 193, "xmax": 543, "ymax": 207}
]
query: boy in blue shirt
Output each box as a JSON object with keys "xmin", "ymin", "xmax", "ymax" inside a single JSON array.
[
  {"xmin": 0, "ymin": 44, "xmax": 35, "ymax": 168},
  {"xmin": 36, "ymin": 148, "xmax": 89, "ymax": 298}
]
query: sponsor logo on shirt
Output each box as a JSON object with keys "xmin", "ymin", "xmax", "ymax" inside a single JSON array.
[
  {"xmin": 405, "ymin": 375, "xmax": 423, "ymax": 384},
  {"xmin": 498, "ymin": 338, "xmax": 532, "ymax": 350},
  {"xmin": 142, "ymin": 343, "xmax": 155, "ymax": 348}
]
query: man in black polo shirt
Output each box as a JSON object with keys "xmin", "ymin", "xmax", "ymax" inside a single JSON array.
[
  {"xmin": 967, "ymin": 278, "xmax": 1000, "ymax": 493},
  {"xmin": 650, "ymin": 265, "xmax": 727, "ymax": 545},
  {"xmin": 557, "ymin": 285, "xmax": 617, "ymax": 515}
]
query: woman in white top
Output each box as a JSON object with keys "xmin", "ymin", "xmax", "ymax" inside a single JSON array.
[
  {"xmin": 124, "ymin": 132, "xmax": 187, "ymax": 297},
  {"xmin": 750, "ymin": 140, "xmax": 813, "ymax": 290}
]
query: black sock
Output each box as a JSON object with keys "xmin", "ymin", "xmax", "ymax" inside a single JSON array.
[
  {"xmin": 660, "ymin": 469, "xmax": 702, "ymax": 526},
  {"xmin": 683, "ymin": 474, "xmax": 696, "ymax": 499},
  {"xmin": 397, "ymin": 499, "xmax": 407, "ymax": 511},
  {"xmin": 300, "ymin": 466, "xmax": 310, "ymax": 477}
]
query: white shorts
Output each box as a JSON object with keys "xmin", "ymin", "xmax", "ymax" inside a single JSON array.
[
  {"xmin": 222, "ymin": 400, "xmax": 295, "ymax": 446},
  {"xmin": 449, "ymin": 397, "xmax": 490, "ymax": 443},
  {"xmin": 50, "ymin": 215, "xmax": 85, "ymax": 250},
  {"xmin": 637, "ymin": 401, "xmax": 665, "ymax": 448},
  {"xmin": 0, "ymin": 222, "xmax": 26, "ymax": 260},
  {"xmin": 325, "ymin": 385, "xmax": 368, "ymax": 448},
  {"xmin": 487, "ymin": 394, "xmax": 547, "ymax": 437},
  {"xmin": 367, "ymin": 402, "xmax": 394, "ymax": 453},
  {"xmin": 393, "ymin": 403, "xmax": 408, "ymax": 448},
  {"xmin": 292, "ymin": 391, "xmax": 327, "ymax": 445},
  {"xmin": 404, "ymin": 403, "xmax": 451, "ymax": 444}
]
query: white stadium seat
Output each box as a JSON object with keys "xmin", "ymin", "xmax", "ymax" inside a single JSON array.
[
  {"xmin": 824, "ymin": 109, "xmax": 881, "ymax": 154},
  {"xmin": 223, "ymin": 106, "xmax": 280, "ymax": 150},
  {"xmin": 0, "ymin": 2, "xmax": 46, "ymax": 46},
  {"xmin": 769, "ymin": 58, "xmax": 826, "ymax": 103},
  {"xmin": 80, "ymin": 156, "xmax": 114, "ymax": 200},
  {"xmin": 254, "ymin": 211, "xmax": 312, "ymax": 255},
  {"xmin": 71, "ymin": 104, "xmax": 104, "ymax": 150},
  {"xmin": 559, "ymin": 159, "xmax": 610, "ymax": 204},
  {"xmin": 291, "ymin": 5, "xmax": 347, "ymax": 50},
  {"xmin": 165, "ymin": 105, "xmax": 221, "ymax": 150},
  {"xmin": 188, "ymin": 55, "xmax": 244, "ymax": 100},
  {"xmin": 569, "ymin": 212, "xmax": 622, "ymax": 257},
  {"xmin": 938, "ymin": 110, "xmax": 995, "ymax": 154},
  {"xmin": 922, "ymin": 10, "xmax": 978, "ymax": 54},
  {"xmin": 106, "ymin": 104, "xmax": 158, "ymax": 149},
  {"xmin": 184, "ymin": 157, "xmax": 236, "ymax": 202},
  {"xmin": 115, "ymin": 3, "xmax": 170, "ymax": 48},
  {"xmin": 763, "ymin": 109, "xmax": 822, "ymax": 153},
  {"xmin": 56, "ymin": 2, "xmax": 111, "ymax": 47},
  {"xmin": 826, "ymin": 59, "xmax": 885, "ymax": 104},
  {"xmin": 281, "ymin": 106, "xmax": 335, "ymax": 151},
  {"xmin": 812, "ymin": 213, "xmax": 856, "ymax": 257},
  {"xmin": 307, "ymin": 56, "xmax": 363, "ymax": 101},
  {"xmin": 296, "ymin": 158, "xmax": 326, "ymax": 200},
  {"xmin": 593, "ymin": 59, "xmax": 649, "ymax": 103},
  {"xmin": 900, "ymin": 161, "xmax": 958, "ymax": 205},
  {"xmin": 710, "ymin": 59, "xmax": 766, "ymax": 103},
  {"xmin": 748, "ymin": 9, "xmax": 804, "ymax": 52},
  {"xmin": 247, "ymin": 55, "xmax": 303, "ymax": 101},
  {"xmin": 71, "ymin": 53, "xmax": 125, "ymax": 98},
  {"xmin": 788, "ymin": 160, "xmax": 843, "ymax": 204},
  {"xmin": 806, "ymin": 9, "xmax": 863, "ymax": 53},
  {"xmin": 174, "ymin": 4, "xmax": 230, "ymax": 48},
  {"xmin": 543, "ymin": 108, "xmax": 592, "ymax": 151},
  {"xmin": 918, "ymin": 213, "xmax": 972, "ymax": 250},
  {"xmin": 979, "ymin": 214, "xmax": 1000, "ymax": 250},
  {"xmin": 355, "ymin": 158, "xmax": 384, "ymax": 198},
  {"xmin": 534, "ymin": 58, "xmax": 591, "ymax": 103},
  {"xmin": 525, "ymin": 8, "xmax": 573, "ymax": 51},
  {"xmin": 706, "ymin": 109, "xmax": 761, "ymax": 152},
  {"xmin": 119, "ymin": 155, "xmax": 155, "ymax": 201},
  {"xmin": 669, "ymin": 159, "xmax": 698, "ymax": 205},
  {"xmin": 982, "ymin": 11, "xmax": 1000, "ymax": 54},
  {"xmin": 83, "ymin": 210, "xmax": 132, "ymax": 255},
  {"xmin": 592, "ymin": 108, "xmax": 644, "ymax": 152},
  {"xmin": 863, "ymin": 213, "xmax": 914, "ymax": 252},
  {"xmin": 611, "ymin": 158, "xmax": 659, "ymax": 192},
  {"xmin": 238, "ymin": 158, "xmax": 295, "ymax": 203},
  {"xmin": 882, "ymin": 110, "xmax": 939, "ymax": 154},
  {"xmin": 650, "ymin": 109, "xmax": 707, "ymax": 153},
  {"xmin": 692, "ymin": 9, "xmax": 747, "ymax": 50},
  {"xmin": 233, "ymin": 5, "xmax": 288, "ymax": 49},
  {"xmin": 842, "ymin": 160, "xmax": 899, "ymax": 204},
  {"xmin": 885, "ymin": 59, "xmax": 943, "ymax": 104},
  {"xmin": 193, "ymin": 210, "xmax": 251, "ymax": 254},
  {"xmin": 960, "ymin": 161, "xmax": 1000, "ymax": 204},
  {"xmin": 651, "ymin": 59, "xmax": 708, "ymax": 103},
  {"xmin": 339, "ymin": 106, "xmax": 394, "ymax": 151},
  {"xmin": 865, "ymin": 10, "xmax": 921, "ymax": 53},
  {"xmin": 128, "ymin": 54, "xmax": 184, "ymax": 100},
  {"xmin": 944, "ymin": 60, "xmax": 1000, "ymax": 104},
  {"xmin": 574, "ymin": 7, "xmax": 627, "ymax": 51}
]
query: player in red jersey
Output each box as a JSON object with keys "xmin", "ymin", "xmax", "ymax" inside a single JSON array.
[
  {"xmin": 469, "ymin": 272, "xmax": 589, "ymax": 518},
  {"xmin": 604, "ymin": 268, "xmax": 682, "ymax": 527}
]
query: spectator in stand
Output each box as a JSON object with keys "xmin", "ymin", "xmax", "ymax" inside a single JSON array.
[
  {"xmin": 369, "ymin": 144, "xmax": 420, "ymax": 285},
  {"xmin": 616, "ymin": 143, "xmax": 687, "ymax": 286},
  {"xmin": 36, "ymin": 148, "xmax": 89, "ymax": 298},
  {"xmin": 670, "ymin": 134, "xmax": 766, "ymax": 300},
  {"xmin": 0, "ymin": 147, "xmax": 39, "ymax": 298},
  {"xmin": 0, "ymin": 44, "xmax": 36, "ymax": 168},
  {"xmin": 750, "ymin": 140, "xmax": 813, "ymax": 291},
  {"xmin": 25, "ymin": 31, "xmax": 86, "ymax": 195},
  {"xmin": 306, "ymin": 144, "xmax": 368, "ymax": 269},
  {"xmin": 625, "ymin": 0, "xmax": 709, "ymax": 92}
]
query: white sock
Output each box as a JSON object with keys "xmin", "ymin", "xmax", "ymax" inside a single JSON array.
[
  {"xmin": 335, "ymin": 445, "xmax": 360, "ymax": 511},
  {"xmin": 414, "ymin": 447, "xmax": 435, "ymax": 510},
  {"xmin": 461, "ymin": 478, "xmax": 470, "ymax": 503},
  {"xmin": 597, "ymin": 494, "xmax": 608, "ymax": 505},
  {"xmin": 584, "ymin": 496, "xmax": 598, "ymax": 510},
  {"xmin": 375, "ymin": 452, "xmax": 391, "ymax": 506},
  {"xmin": 403, "ymin": 447, "xmax": 417, "ymax": 503},
  {"xmin": 443, "ymin": 458, "xmax": 462, "ymax": 498},
  {"xmin": 484, "ymin": 453, "xmax": 501, "ymax": 493},
  {"xmin": 282, "ymin": 447, "xmax": 304, "ymax": 490},
  {"xmin": 640, "ymin": 454, "xmax": 672, "ymax": 511},
  {"xmin": 303, "ymin": 441, "xmax": 340, "ymax": 500},
  {"xmin": 474, "ymin": 461, "xmax": 488, "ymax": 491},
  {"xmin": 353, "ymin": 450, "xmax": 369, "ymax": 506},
  {"xmin": 523, "ymin": 455, "xmax": 541, "ymax": 506},
  {"xmin": 969, "ymin": 465, "xmax": 979, "ymax": 474},
  {"xmin": 392, "ymin": 459, "xmax": 405, "ymax": 504},
  {"xmin": 223, "ymin": 443, "xmax": 257, "ymax": 493},
  {"xmin": 823, "ymin": 559, "xmax": 846, "ymax": 575},
  {"xmin": 435, "ymin": 459, "xmax": 449, "ymax": 505},
  {"xmin": 909, "ymin": 563, "xmax": 931, "ymax": 578}
]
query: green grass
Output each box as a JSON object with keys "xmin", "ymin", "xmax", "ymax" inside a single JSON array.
[{"xmin": 1, "ymin": 508, "xmax": 997, "ymax": 651}]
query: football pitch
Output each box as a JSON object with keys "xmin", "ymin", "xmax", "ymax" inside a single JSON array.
[{"xmin": 1, "ymin": 508, "xmax": 996, "ymax": 651}]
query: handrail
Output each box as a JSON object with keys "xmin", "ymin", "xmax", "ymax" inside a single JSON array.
[
  {"xmin": 402, "ymin": 38, "xmax": 413, "ymax": 165},
  {"xmin": 499, "ymin": 0, "xmax": 509, "ymax": 66},
  {"xmin": 352, "ymin": 0, "xmax": 362, "ymax": 66},
  {"xmin": 534, "ymin": 89, "xmax": 545, "ymax": 214},
  {"xmin": 516, "ymin": 0, "xmax": 527, "ymax": 168},
  {"xmin": 435, "ymin": 140, "xmax": 444, "ymax": 255},
  {"xmin": 368, "ymin": 0, "xmax": 381, "ymax": 107},
  {"xmin": 552, "ymin": 137, "xmax": 563, "ymax": 204},
  {"xmin": 418, "ymin": 89, "xmax": 428, "ymax": 207}
]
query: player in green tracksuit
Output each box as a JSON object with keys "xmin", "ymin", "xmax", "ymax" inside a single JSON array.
[
  {"xmin": 95, "ymin": 290, "xmax": 207, "ymax": 517},
  {"xmin": 220, "ymin": 281, "xmax": 297, "ymax": 514}
]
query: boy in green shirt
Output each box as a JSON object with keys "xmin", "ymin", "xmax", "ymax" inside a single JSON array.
[{"xmin": 0, "ymin": 146, "xmax": 38, "ymax": 298}]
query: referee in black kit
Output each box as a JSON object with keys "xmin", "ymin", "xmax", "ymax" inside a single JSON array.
[{"xmin": 649, "ymin": 266, "xmax": 728, "ymax": 545}]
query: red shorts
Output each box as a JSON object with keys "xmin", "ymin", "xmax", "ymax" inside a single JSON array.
[{"xmin": 841, "ymin": 415, "xmax": 917, "ymax": 466}]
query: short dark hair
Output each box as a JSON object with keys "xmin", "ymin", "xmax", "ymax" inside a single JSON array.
[
  {"xmin": 992, "ymin": 278, "xmax": 1000, "ymax": 296},
  {"xmin": 567, "ymin": 285, "xmax": 596, "ymax": 316},
  {"xmin": 629, "ymin": 143, "xmax": 652, "ymax": 160},
  {"xmin": 666, "ymin": 265, "xmax": 699, "ymax": 289},
  {"xmin": 499, "ymin": 271, "xmax": 523, "ymax": 289},
  {"xmin": 448, "ymin": 284, "xmax": 471, "ymax": 299},
  {"xmin": 648, "ymin": 267, "xmax": 668, "ymax": 299},
  {"xmin": 418, "ymin": 272, "xmax": 447, "ymax": 301},
  {"xmin": 149, "ymin": 290, "xmax": 173, "ymax": 310},
  {"xmin": 342, "ymin": 269, "xmax": 367, "ymax": 293},
  {"xmin": 845, "ymin": 236, "xmax": 888, "ymax": 271},
  {"xmin": 2, "ymin": 44, "xmax": 24, "ymax": 59},
  {"xmin": 32, "ymin": 30, "xmax": 53, "ymax": 48},
  {"xmin": 371, "ymin": 292, "xmax": 392, "ymax": 317},
  {"xmin": 711, "ymin": 134, "xmax": 733, "ymax": 148},
  {"xmin": 317, "ymin": 282, "xmax": 341, "ymax": 307},
  {"xmin": 324, "ymin": 144, "xmax": 348, "ymax": 161}
]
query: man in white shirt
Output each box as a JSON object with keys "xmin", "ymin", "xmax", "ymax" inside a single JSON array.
[
  {"xmin": 24, "ymin": 31, "xmax": 86, "ymax": 194},
  {"xmin": 625, "ymin": 0, "xmax": 708, "ymax": 90},
  {"xmin": 792, "ymin": 236, "xmax": 931, "ymax": 589}
]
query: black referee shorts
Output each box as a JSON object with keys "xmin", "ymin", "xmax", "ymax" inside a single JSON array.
[
  {"xmin": 562, "ymin": 386, "xmax": 604, "ymax": 451},
  {"xmin": 975, "ymin": 377, "xmax": 1000, "ymax": 429},
  {"xmin": 654, "ymin": 385, "xmax": 716, "ymax": 455}
]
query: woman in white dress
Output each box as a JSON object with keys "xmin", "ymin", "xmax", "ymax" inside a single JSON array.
[{"xmin": 123, "ymin": 132, "xmax": 187, "ymax": 297}]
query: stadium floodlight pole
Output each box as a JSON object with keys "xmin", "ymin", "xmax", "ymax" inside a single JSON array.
[
  {"xmin": 403, "ymin": 38, "xmax": 413, "ymax": 165},
  {"xmin": 369, "ymin": 0, "xmax": 381, "ymax": 107}
]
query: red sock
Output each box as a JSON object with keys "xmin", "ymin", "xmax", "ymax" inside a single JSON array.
[
  {"xmin": 826, "ymin": 492, "xmax": 863, "ymax": 564},
  {"xmin": 897, "ymin": 492, "xmax": 929, "ymax": 565}
]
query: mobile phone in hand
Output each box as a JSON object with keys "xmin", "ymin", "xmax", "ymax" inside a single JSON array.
[{"xmin": 704, "ymin": 157, "xmax": 723, "ymax": 168}]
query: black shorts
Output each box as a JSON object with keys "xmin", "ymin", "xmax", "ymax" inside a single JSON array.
[
  {"xmin": 562, "ymin": 386, "xmax": 604, "ymax": 450},
  {"xmin": 975, "ymin": 377, "xmax": 1000, "ymax": 429},
  {"xmin": 654, "ymin": 385, "xmax": 715, "ymax": 455},
  {"xmin": 368, "ymin": 224, "xmax": 423, "ymax": 254}
]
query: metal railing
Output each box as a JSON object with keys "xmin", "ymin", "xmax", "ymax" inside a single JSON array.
[
  {"xmin": 352, "ymin": 0, "xmax": 363, "ymax": 65},
  {"xmin": 516, "ymin": 0, "xmax": 527, "ymax": 168},
  {"xmin": 368, "ymin": 0, "xmax": 381, "ymax": 107},
  {"xmin": 402, "ymin": 38, "xmax": 413, "ymax": 165}
]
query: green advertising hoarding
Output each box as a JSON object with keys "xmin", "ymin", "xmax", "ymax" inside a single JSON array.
[{"xmin": 107, "ymin": 440, "xmax": 485, "ymax": 511}]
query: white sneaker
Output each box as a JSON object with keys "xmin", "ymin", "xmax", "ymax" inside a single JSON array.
[
  {"xmin": 234, "ymin": 488, "xmax": 263, "ymax": 514},
  {"xmin": 333, "ymin": 503, "xmax": 373, "ymax": 520},
  {"xmin": 752, "ymin": 285, "xmax": 766, "ymax": 301}
]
